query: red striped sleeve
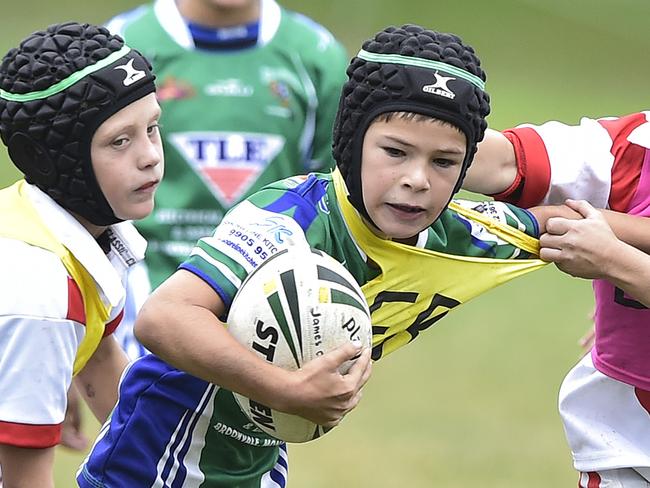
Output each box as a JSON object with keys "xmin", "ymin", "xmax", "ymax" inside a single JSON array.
[
  {"xmin": 587, "ymin": 472, "xmax": 601, "ymax": 488},
  {"xmin": 66, "ymin": 276, "xmax": 85, "ymax": 325},
  {"xmin": 104, "ymin": 309, "xmax": 124, "ymax": 337},
  {"xmin": 493, "ymin": 128, "xmax": 551, "ymax": 207},
  {"xmin": 635, "ymin": 387, "xmax": 650, "ymax": 415},
  {"xmin": 0, "ymin": 420, "xmax": 61, "ymax": 448},
  {"xmin": 598, "ymin": 114, "xmax": 646, "ymax": 212}
]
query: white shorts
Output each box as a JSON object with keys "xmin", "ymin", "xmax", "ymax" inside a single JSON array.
[{"xmin": 559, "ymin": 353, "xmax": 650, "ymax": 473}]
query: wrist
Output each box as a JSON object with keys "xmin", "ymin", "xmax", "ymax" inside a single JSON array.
[
  {"xmin": 602, "ymin": 240, "xmax": 638, "ymax": 283},
  {"xmin": 250, "ymin": 364, "xmax": 296, "ymax": 414}
]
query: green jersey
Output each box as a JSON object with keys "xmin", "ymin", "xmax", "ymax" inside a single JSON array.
[
  {"xmin": 107, "ymin": 0, "xmax": 348, "ymax": 286},
  {"xmin": 79, "ymin": 172, "xmax": 543, "ymax": 487}
]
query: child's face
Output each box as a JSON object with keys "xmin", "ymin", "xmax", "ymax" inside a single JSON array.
[
  {"xmin": 360, "ymin": 116, "xmax": 466, "ymax": 242},
  {"xmin": 91, "ymin": 93, "xmax": 163, "ymax": 222}
]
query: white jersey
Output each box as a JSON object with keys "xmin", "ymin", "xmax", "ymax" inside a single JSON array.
[{"xmin": 0, "ymin": 184, "xmax": 146, "ymax": 448}]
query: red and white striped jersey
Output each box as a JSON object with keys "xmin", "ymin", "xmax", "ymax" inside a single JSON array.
[{"xmin": 0, "ymin": 184, "xmax": 146, "ymax": 448}]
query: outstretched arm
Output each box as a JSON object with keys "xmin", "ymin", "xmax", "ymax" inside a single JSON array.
[
  {"xmin": 463, "ymin": 128, "xmax": 518, "ymax": 195},
  {"xmin": 529, "ymin": 202, "xmax": 650, "ymax": 254},
  {"xmin": 538, "ymin": 199, "xmax": 650, "ymax": 307},
  {"xmin": 135, "ymin": 269, "xmax": 372, "ymax": 427}
]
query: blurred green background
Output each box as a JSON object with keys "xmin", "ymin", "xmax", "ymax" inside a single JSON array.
[{"xmin": 2, "ymin": 0, "xmax": 648, "ymax": 486}]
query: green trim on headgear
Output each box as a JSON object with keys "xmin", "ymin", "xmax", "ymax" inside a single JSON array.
[
  {"xmin": 356, "ymin": 48, "xmax": 486, "ymax": 91},
  {"xmin": 0, "ymin": 45, "xmax": 131, "ymax": 102}
]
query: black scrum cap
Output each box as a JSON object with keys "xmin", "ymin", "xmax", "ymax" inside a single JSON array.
[
  {"xmin": 332, "ymin": 24, "xmax": 490, "ymax": 221},
  {"xmin": 0, "ymin": 21, "xmax": 156, "ymax": 225}
]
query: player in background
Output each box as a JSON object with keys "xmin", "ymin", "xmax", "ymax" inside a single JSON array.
[
  {"xmin": 0, "ymin": 22, "xmax": 163, "ymax": 487},
  {"xmin": 76, "ymin": 24, "xmax": 650, "ymax": 487},
  {"xmin": 464, "ymin": 114, "xmax": 650, "ymax": 486},
  {"xmin": 106, "ymin": 0, "xmax": 349, "ymax": 359}
]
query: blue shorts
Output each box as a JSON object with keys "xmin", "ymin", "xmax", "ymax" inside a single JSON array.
[{"xmin": 77, "ymin": 355, "xmax": 287, "ymax": 487}]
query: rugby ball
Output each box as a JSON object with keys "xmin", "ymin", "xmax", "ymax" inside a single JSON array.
[{"xmin": 226, "ymin": 247, "xmax": 372, "ymax": 443}]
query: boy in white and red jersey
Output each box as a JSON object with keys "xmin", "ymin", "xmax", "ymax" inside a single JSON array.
[
  {"xmin": 466, "ymin": 113, "xmax": 650, "ymax": 486},
  {"xmin": 0, "ymin": 22, "xmax": 163, "ymax": 487}
]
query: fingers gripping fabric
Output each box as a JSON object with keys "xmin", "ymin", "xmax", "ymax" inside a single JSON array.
[{"xmin": 0, "ymin": 22, "xmax": 156, "ymax": 225}]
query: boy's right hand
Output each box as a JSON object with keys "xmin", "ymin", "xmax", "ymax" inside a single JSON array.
[{"xmin": 277, "ymin": 342, "xmax": 372, "ymax": 428}]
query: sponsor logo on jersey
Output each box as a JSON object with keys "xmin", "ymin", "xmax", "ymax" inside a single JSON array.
[
  {"xmin": 105, "ymin": 228, "xmax": 137, "ymax": 267},
  {"xmin": 283, "ymin": 175, "xmax": 308, "ymax": 189},
  {"xmin": 156, "ymin": 76, "xmax": 196, "ymax": 102},
  {"xmin": 114, "ymin": 58, "xmax": 146, "ymax": 87},
  {"xmin": 213, "ymin": 421, "xmax": 284, "ymax": 446},
  {"xmin": 269, "ymin": 80, "xmax": 290, "ymax": 107},
  {"xmin": 205, "ymin": 78, "xmax": 254, "ymax": 97},
  {"xmin": 169, "ymin": 131, "xmax": 285, "ymax": 205},
  {"xmin": 454, "ymin": 200, "xmax": 517, "ymax": 247},
  {"xmin": 261, "ymin": 66, "xmax": 300, "ymax": 118},
  {"xmin": 422, "ymin": 72, "xmax": 456, "ymax": 99},
  {"xmin": 265, "ymin": 80, "xmax": 293, "ymax": 118},
  {"xmin": 260, "ymin": 66, "xmax": 301, "ymax": 91}
]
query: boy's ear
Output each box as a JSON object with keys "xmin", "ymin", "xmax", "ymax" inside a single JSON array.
[{"xmin": 8, "ymin": 132, "xmax": 57, "ymax": 186}]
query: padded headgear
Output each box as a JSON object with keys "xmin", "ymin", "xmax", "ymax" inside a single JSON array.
[
  {"xmin": 0, "ymin": 22, "xmax": 156, "ymax": 225},
  {"xmin": 332, "ymin": 24, "xmax": 490, "ymax": 220}
]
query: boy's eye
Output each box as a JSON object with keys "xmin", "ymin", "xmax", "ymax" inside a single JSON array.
[
  {"xmin": 111, "ymin": 137, "xmax": 128, "ymax": 148},
  {"xmin": 432, "ymin": 158, "xmax": 458, "ymax": 168},
  {"xmin": 382, "ymin": 146, "xmax": 405, "ymax": 157},
  {"xmin": 147, "ymin": 123, "xmax": 160, "ymax": 136}
]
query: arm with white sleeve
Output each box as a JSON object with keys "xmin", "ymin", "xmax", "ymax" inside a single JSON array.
[{"xmin": 467, "ymin": 113, "xmax": 650, "ymax": 253}]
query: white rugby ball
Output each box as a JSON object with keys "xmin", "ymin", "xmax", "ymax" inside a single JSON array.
[{"xmin": 226, "ymin": 247, "xmax": 372, "ymax": 443}]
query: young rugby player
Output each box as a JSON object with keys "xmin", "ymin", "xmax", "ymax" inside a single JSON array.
[{"xmin": 0, "ymin": 22, "xmax": 162, "ymax": 487}]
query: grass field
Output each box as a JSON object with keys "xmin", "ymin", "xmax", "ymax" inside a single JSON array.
[{"xmin": 2, "ymin": 1, "xmax": 649, "ymax": 486}]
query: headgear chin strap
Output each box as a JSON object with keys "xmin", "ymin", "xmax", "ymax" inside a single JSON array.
[
  {"xmin": 332, "ymin": 25, "xmax": 490, "ymax": 224},
  {"xmin": 0, "ymin": 22, "xmax": 156, "ymax": 226}
]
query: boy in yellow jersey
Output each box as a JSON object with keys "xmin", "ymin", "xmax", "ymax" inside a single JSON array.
[
  {"xmin": 0, "ymin": 22, "xmax": 163, "ymax": 487},
  {"xmin": 79, "ymin": 24, "xmax": 644, "ymax": 487}
]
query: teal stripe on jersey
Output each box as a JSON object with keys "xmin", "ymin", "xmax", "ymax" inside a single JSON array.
[{"xmin": 196, "ymin": 240, "xmax": 249, "ymax": 282}]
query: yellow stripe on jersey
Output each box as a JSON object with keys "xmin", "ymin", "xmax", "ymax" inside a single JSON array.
[
  {"xmin": 447, "ymin": 201, "xmax": 540, "ymax": 255},
  {"xmin": 0, "ymin": 180, "xmax": 110, "ymax": 375},
  {"xmin": 332, "ymin": 169, "xmax": 546, "ymax": 360}
]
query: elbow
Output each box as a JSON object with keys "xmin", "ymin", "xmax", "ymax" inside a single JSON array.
[{"xmin": 133, "ymin": 302, "xmax": 160, "ymax": 353}]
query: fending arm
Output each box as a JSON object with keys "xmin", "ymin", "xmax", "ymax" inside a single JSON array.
[
  {"xmin": 536, "ymin": 199, "xmax": 650, "ymax": 307},
  {"xmin": 463, "ymin": 128, "xmax": 519, "ymax": 195}
]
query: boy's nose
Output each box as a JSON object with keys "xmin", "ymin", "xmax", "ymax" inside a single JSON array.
[
  {"xmin": 402, "ymin": 161, "xmax": 430, "ymax": 191},
  {"xmin": 138, "ymin": 139, "xmax": 162, "ymax": 169}
]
